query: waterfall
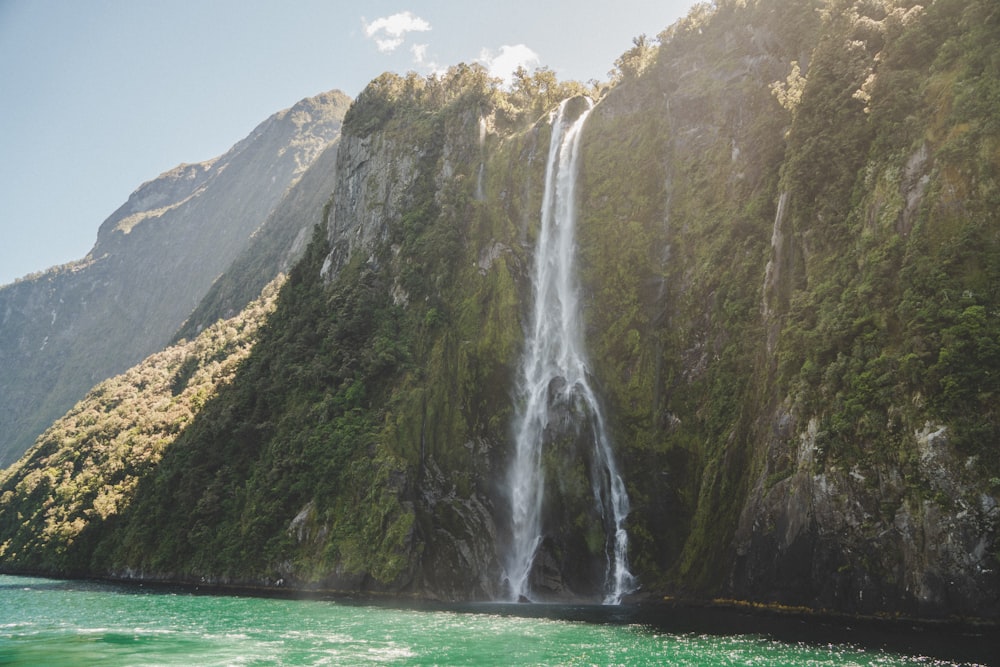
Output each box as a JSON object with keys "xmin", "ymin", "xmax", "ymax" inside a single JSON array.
[{"xmin": 505, "ymin": 98, "xmax": 635, "ymax": 605}]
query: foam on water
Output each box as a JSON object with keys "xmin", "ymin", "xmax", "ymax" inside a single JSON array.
[{"xmin": 0, "ymin": 575, "xmax": 990, "ymax": 666}]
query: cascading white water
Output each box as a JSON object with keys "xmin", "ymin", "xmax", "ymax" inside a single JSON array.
[{"xmin": 505, "ymin": 98, "xmax": 635, "ymax": 605}]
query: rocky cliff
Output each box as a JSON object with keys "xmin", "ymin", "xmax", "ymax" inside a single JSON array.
[
  {"xmin": 1, "ymin": 0, "xmax": 997, "ymax": 620},
  {"xmin": 0, "ymin": 91, "xmax": 349, "ymax": 466}
]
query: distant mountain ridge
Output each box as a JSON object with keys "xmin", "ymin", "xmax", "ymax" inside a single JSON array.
[
  {"xmin": 173, "ymin": 133, "xmax": 343, "ymax": 341},
  {"xmin": 0, "ymin": 90, "xmax": 350, "ymax": 466}
]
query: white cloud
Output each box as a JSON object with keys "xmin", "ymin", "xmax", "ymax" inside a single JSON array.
[
  {"xmin": 375, "ymin": 37, "xmax": 403, "ymax": 53},
  {"xmin": 478, "ymin": 44, "xmax": 540, "ymax": 87},
  {"xmin": 409, "ymin": 43, "xmax": 445, "ymax": 76},
  {"xmin": 374, "ymin": 37, "xmax": 404, "ymax": 53},
  {"xmin": 362, "ymin": 11, "xmax": 431, "ymax": 54},
  {"xmin": 411, "ymin": 43, "xmax": 429, "ymax": 64}
]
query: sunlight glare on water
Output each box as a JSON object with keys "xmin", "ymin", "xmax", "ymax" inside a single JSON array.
[{"xmin": 0, "ymin": 576, "xmax": 988, "ymax": 666}]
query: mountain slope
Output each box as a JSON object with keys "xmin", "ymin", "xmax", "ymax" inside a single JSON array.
[
  {"xmin": 1, "ymin": 0, "xmax": 997, "ymax": 619},
  {"xmin": 0, "ymin": 90, "xmax": 349, "ymax": 466},
  {"xmin": 174, "ymin": 136, "xmax": 343, "ymax": 341},
  {"xmin": 0, "ymin": 279, "xmax": 283, "ymax": 572}
]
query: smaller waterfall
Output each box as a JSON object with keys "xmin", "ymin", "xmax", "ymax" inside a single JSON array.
[{"xmin": 505, "ymin": 98, "xmax": 635, "ymax": 605}]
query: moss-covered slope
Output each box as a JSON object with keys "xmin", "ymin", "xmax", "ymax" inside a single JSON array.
[{"xmin": 1, "ymin": 0, "xmax": 998, "ymax": 618}]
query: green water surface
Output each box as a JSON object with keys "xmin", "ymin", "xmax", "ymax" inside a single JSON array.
[{"xmin": 0, "ymin": 575, "xmax": 991, "ymax": 665}]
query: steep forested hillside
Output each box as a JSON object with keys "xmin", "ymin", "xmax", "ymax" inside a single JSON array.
[
  {"xmin": 1, "ymin": 0, "xmax": 997, "ymax": 619},
  {"xmin": 0, "ymin": 280, "xmax": 283, "ymax": 572}
]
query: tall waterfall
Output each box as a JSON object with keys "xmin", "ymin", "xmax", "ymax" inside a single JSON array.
[{"xmin": 505, "ymin": 98, "xmax": 635, "ymax": 605}]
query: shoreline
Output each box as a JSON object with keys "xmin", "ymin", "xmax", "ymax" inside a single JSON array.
[
  {"xmin": 3, "ymin": 569, "xmax": 997, "ymax": 664},
  {"xmin": 5, "ymin": 565, "xmax": 999, "ymax": 628}
]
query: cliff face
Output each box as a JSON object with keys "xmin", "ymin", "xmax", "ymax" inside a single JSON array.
[
  {"xmin": 727, "ymin": 0, "xmax": 1000, "ymax": 617},
  {"xmin": 1, "ymin": 0, "xmax": 998, "ymax": 619},
  {"xmin": 584, "ymin": 0, "xmax": 999, "ymax": 617},
  {"xmin": 0, "ymin": 91, "xmax": 349, "ymax": 466}
]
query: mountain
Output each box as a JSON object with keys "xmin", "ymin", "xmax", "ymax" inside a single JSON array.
[
  {"xmin": 0, "ymin": 90, "xmax": 350, "ymax": 467},
  {"xmin": 1, "ymin": 0, "xmax": 998, "ymax": 620},
  {"xmin": 0, "ymin": 279, "xmax": 283, "ymax": 572},
  {"xmin": 173, "ymin": 135, "xmax": 344, "ymax": 341}
]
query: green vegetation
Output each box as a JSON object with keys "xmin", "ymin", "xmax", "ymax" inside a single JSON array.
[
  {"xmin": 1, "ymin": 0, "xmax": 998, "ymax": 616},
  {"xmin": 772, "ymin": 0, "xmax": 1000, "ymax": 471},
  {"xmin": 0, "ymin": 279, "xmax": 283, "ymax": 572},
  {"xmin": 9, "ymin": 64, "xmax": 568, "ymax": 590}
]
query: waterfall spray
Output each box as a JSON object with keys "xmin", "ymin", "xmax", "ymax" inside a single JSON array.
[{"xmin": 505, "ymin": 98, "xmax": 635, "ymax": 605}]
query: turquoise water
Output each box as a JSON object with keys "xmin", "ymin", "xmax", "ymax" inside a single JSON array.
[{"xmin": 0, "ymin": 575, "xmax": 992, "ymax": 665}]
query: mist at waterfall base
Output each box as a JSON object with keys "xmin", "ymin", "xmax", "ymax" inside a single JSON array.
[
  {"xmin": 504, "ymin": 98, "xmax": 635, "ymax": 605},
  {"xmin": 2, "ymin": 576, "xmax": 993, "ymax": 666}
]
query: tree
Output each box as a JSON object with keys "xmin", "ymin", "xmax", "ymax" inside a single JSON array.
[{"xmin": 610, "ymin": 34, "xmax": 657, "ymax": 83}]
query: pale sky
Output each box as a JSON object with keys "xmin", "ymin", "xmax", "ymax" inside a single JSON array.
[{"xmin": 0, "ymin": 0, "xmax": 696, "ymax": 286}]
